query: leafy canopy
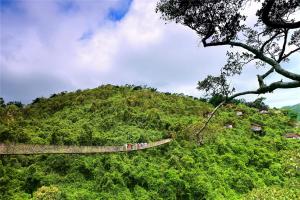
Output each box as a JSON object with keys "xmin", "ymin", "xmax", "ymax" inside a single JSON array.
[{"xmin": 0, "ymin": 85, "xmax": 299, "ymax": 199}]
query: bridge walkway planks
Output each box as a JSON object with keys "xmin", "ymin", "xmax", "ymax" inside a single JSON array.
[{"xmin": 0, "ymin": 139, "xmax": 172, "ymax": 155}]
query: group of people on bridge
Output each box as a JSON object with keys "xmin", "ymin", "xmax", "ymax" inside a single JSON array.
[{"xmin": 123, "ymin": 143, "xmax": 148, "ymax": 151}]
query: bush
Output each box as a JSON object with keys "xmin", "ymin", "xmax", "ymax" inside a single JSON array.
[{"xmin": 33, "ymin": 186, "xmax": 64, "ymax": 200}]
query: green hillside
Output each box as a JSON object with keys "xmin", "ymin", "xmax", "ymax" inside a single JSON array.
[
  {"xmin": 0, "ymin": 85, "xmax": 299, "ymax": 199},
  {"xmin": 283, "ymin": 103, "xmax": 300, "ymax": 121}
]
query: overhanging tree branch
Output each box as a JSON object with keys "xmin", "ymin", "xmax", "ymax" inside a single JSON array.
[
  {"xmin": 277, "ymin": 29, "xmax": 289, "ymax": 62},
  {"xmin": 259, "ymin": 31, "xmax": 283, "ymax": 52},
  {"xmin": 261, "ymin": 68, "xmax": 274, "ymax": 79},
  {"xmin": 261, "ymin": 0, "xmax": 300, "ymax": 29},
  {"xmin": 157, "ymin": 0, "xmax": 300, "ymax": 140},
  {"xmin": 281, "ymin": 47, "xmax": 300, "ymax": 60},
  {"xmin": 202, "ymin": 39, "xmax": 300, "ymax": 81}
]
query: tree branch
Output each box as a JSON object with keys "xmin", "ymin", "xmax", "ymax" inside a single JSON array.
[
  {"xmin": 257, "ymin": 67, "xmax": 275, "ymax": 88},
  {"xmin": 277, "ymin": 29, "xmax": 289, "ymax": 62},
  {"xmin": 281, "ymin": 47, "xmax": 300, "ymax": 60},
  {"xmin": 195, "ymin": 100, "xmax": 226, "ymax": 143},
  {"xmin": 261, "ymin": 68, "xmax": 274, "ymax": 79},
  {"xmin": 261, "ymin": 0, "xmax": 300, "ymax": 29},
  {"xmin": 259, "ymin": 31, "xmax": 283, "ymax": 52},
  {"xmin": 227, "ymin": 80, "xmax": 300, "ymax": 101},
  {"xmin": 258, "ymin": 80, "xmax": 300, "ymax": 92},
  {"xmin": 202, "ymin": 39, "xmax": 300, "ymax": 81}
]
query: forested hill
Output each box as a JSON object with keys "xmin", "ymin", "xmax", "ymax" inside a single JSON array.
[
  {"xmin": 282, "ymin": 103, "xmax": 300, "ymax": 121},
  {"xmin": 0, "ymin": 85, "xmax": 299, "ymax": 199}
]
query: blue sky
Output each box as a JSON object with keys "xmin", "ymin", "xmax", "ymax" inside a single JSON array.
[{"xmin": 0, "ymin": 0, "xmax": 299, "ymax": 107}]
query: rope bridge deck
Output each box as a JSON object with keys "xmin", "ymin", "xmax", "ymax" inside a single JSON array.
[{"xmin": 0, "ymin": 139, "xmax": 172, "ymax": 155}]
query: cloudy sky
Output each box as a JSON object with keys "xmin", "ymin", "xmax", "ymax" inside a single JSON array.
[{"xmin": 1, "ymin": 0, "xmax": 299, "ymax": 107}]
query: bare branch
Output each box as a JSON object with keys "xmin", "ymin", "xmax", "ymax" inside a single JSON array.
[
  {"xmin": 281, "ymin": 47, "xmax": 300, "ymax": 60},
  {"xmin": 195, "ymin": 100, "xmax": 226, "ymax": 143},
  {"xmin": 203, "ymin": 40, "xmax": 300, "ymax": 81},
  {"xmin": 257, "ymin": 67, "xmax": 275, "ymax": 88},
  {"xmin": 229, "ymin": 80, "xmax": 300, "ymax": 100},
  {"xmin": 258, "ymin": 80, "xmax": 300, "ymax": 92},
  {"xmin": 277, "ymin": 29, "xmax": 289, "ymax": 62},
  {"xmin": 259, "ymin": 31, "xmax": 283, "ymax": 52},
  {"xmin": 227, "ymin": 80, "xmax": 300, "ymax": 101},
  {"xmin": 261, "ymin": 68, "xmax": 274, "ymax": 79}
]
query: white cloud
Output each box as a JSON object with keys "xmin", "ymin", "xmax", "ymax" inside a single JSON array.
[{"xmin": 1, "ymin": 0, "xmax": 299, "ymax": 107}]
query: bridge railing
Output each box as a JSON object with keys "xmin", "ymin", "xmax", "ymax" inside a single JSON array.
[{"xmin": 0, "ymin": 139, "xmax": 172, "ymax": 155}]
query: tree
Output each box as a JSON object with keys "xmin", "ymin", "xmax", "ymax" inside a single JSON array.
[
  {"xmin": 156, "ymin": 0, "xmax": 300, "ymax": 136},
  {"xmin": 246, "ymin": 97, "xmax": 268, "ymax": 110},
  {"xmin": 6, "ymin": 101, "xmax": 23, "ymax": 108},
  {"xmin": 0, "ymin": 98, "xmax": 5, "ymax": 108}
]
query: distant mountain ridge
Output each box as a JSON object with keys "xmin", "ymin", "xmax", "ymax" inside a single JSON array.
[{"xmin": 282, "ymin": 103, "xmax": 300, "ymax": 121}]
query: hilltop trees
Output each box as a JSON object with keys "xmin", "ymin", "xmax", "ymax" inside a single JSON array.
[
  {"xmin": 156, "ymin": 0, "xmax": 300, "ymax": 100},
  {"xmin": 0, "ymin": 85, "xmax": 299, "ymax": 199}
]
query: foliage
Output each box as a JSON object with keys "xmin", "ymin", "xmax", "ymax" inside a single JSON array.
[
  {"xmin": 245, "ymin": 97, "xmax": 269, "ymax": 110},
  {"xmin": 156, "ymin": 0, "xmax": 300, "ymax": 101},
  {"xmin": 0, "ymin": 85, "xmax": 299, "ymax": 199},
  {"xmin": 244, "ymin": 180, "xmax": 300, "ymax": 200},
  {"xmin": 33, "ymin": 186, "xmax": 64, "ymax": 200},
  {"xmin": 208, "ymin": 94, "xmax": 226, "ymax": 107},
  {"xmin": 282, "ymin": 103, "xmax": 300, "ymax": 121}
]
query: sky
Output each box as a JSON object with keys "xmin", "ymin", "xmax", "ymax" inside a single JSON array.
[{"xmin": 0, "ymin": 0, "xmax": 299, "ymax": 107}]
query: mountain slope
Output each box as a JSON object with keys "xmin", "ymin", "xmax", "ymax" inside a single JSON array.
[
  {"xmin": 0, "ymin": 85, "xmax": 299, "ymax": 199},
  {"xmin": 283, "ymin": 103, "xmax": 300, "ymax": 121}
]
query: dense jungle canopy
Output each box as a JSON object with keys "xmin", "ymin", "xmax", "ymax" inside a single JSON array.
[{"xmin": 0, "ymin": 85, "xmax": 299, "ymax": 199}]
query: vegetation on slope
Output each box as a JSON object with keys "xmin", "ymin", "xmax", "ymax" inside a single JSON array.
[
  {"xmin": 282, "ymin": 103, "xmax": 300, "ymax": 121},
  {"xmin": 0, "ymin": 85, "xmax": 299, "ymax": 199}
]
